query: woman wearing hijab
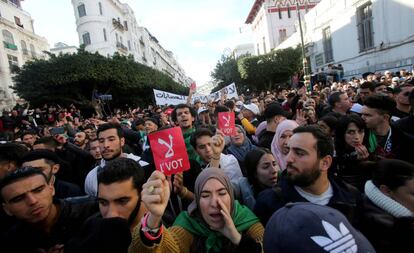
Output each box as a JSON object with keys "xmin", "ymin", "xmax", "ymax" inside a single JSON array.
[
  {"xmin": 270, "ymin": 120, "xmax": 299, "ymax": 171},
  {"xmin": 130, "ymin": 168, "xmax": 264, "ymax": 253},
  {"xmin": 226, "ymin": 125, "xmax": 256, "ymax": 176}
]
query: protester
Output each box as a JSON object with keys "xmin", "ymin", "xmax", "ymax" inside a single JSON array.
[
  {"xmin": 233, "ymin": 148, "xmax": 279, "ymax": 210},
  {"xmin": 255, "ymin": 125, "xmax": 361, "ymax": 225},
  {"xmin": 226, "ymin": 125, "xmax": 256, "ymax": 176},
  {"xmin": 129, "ymin": 168, "xmax": 264, "ymax": 252},
  {"xmin": 270, "ymin": 120, "xmax": 299, "ymax": 171},
  {"xmin": 360, "ymin": 159, "xmax": 414, "ymax": 253},
  {"xmin": 257, "ymin": 102, "xmax": 287, "ymax": 149}
]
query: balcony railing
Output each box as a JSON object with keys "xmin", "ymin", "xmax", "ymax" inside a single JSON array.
[
  {"xmin": 3, "ymin": 41, "xmax": 17, "ymax": 50},
  {"xmin": 112, "ymin": 18, "xmax": 124, "ymax": 31}
]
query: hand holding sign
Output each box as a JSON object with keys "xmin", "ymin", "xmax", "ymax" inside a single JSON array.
[
  {"xmin": 218, "ymin": 112, "xmax": 235, "ymax": 136},
  {"xmin": 148, "ymin": 127, "xmax": 190, "ymax": 176},
  {"xmin": 211, "ymin": 130, "xmax": 225, "ymax": 157}
]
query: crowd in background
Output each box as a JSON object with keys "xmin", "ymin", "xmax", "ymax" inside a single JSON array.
[{"xmin": 0, "ymin": 68, "xmax": 414, "ymax": 253}]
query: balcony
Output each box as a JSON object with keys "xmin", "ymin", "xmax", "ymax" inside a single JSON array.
[
  {"xmin": 112, "ymin": 18, "xmax": 125, "ymax": 31},
  {"xmin": 116, "ymin": 42, "xmax": 128, "ymax": 52},
  {"xmin": 3, "ymin": 41, "xmax": 17, "ymax": 50}
]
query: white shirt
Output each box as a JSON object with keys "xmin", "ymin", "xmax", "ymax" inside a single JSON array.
[
  {"xmin": 84, "ymin": 153, "xmax": 148, "ymax": 196},
  {"xmin": 206, "ymin": 153, "xmax": 243, "ymax": 184},
  {"xmin": 294, "ymin": 183, "xmax": 333, "ymax": 206}
]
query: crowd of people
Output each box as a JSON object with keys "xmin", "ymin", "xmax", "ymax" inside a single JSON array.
[{"xmin": 0, "ymin": 68, "xmax": 414, "ymax": 253}]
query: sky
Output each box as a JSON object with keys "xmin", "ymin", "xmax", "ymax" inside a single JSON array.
[{"xmin": 22, "ymin": 0, "xmax": 254, "ymax": 86}]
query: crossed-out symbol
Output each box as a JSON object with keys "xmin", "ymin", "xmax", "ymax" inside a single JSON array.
[
  {"xmin": 158, "ymin": 134, "xmax": 174, "ymax": 158},
  {"xmin": 222, "ymin": 115, "xmax": 231, "ymax": 127}
]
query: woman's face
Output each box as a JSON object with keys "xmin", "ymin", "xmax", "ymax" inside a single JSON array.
[
  {"xmin": 390, "ymin": 179, "xmax": 414, "ymax": 214},
  {"xmin": 344, "ymin": 123, "xmax": 364, "ymax": 148},
  {"xmin": 231, "ymin": 128, "xmax": 244, "ymax": 146},
  {"xmin": 199, "ymin": 178, "xmax": 232, "ymax": 230},
  {"xmin": 278, "ymin": 130, "xmax": 293, "ymax": 155},
  {"xmin": 256, "ymin": 154, "xmax": 279, "ymax": 187}
]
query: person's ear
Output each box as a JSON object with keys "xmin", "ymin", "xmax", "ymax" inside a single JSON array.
[
  {"xmin": 2, "ymin": 203, "xmax": 13, "ymax": 216},
  {"xmin": 319, "ymin": 155, "xmax": 332, "ymax": 172},
  {"xmin": 120, "ymin": 137, "xmax": 125, "ymax": 147},
  {"xmin": 379, "ymin": 185, "xmax": 392, "ymax": 197},
  {"xmin": 51, "ymin": 164, "xmax": 60, "ymax": 174}
]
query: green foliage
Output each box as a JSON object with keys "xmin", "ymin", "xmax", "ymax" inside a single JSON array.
[
  {"xmin": 210, "ymin": 54, "xmax": 248, "ymax": 93},
  {"xmin": 12, "ymin": 50, "xmax": 187, "ymax": 108},
  {"xmin": 238, "ymin": 47, "xmax": 302, "ymax": 91}
]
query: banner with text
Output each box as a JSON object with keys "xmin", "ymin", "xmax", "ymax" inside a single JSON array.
[
  {"xmin": 153, "ymin": 89, "xmax": 188, "ymax": 106},
  {"xmin": 148, "ymin": 127, "xmax": 190, "ymax": 176}
]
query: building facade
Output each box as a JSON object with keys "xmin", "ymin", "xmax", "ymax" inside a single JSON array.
[
  {"xmin": 50, "ymin": 42, "xmax": 78, "ymax": 55},
  {"xmin": 0, "ymin": 0, "xmax": 49, "ymax": 110},
  {"xmin": 277, "ymin": 0, "xmax": 414, "ymax": 78},
  {"xmin": 245, "ymin": 0, "xmax": 320, "ymax": 55},
  {"xmin": 71, "ymin": 0, "xmax": 192, "ymax": 87}
]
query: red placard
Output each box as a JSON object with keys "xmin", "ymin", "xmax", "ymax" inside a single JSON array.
[
  {"xmin": 148, "ymin": 127, "xmax": 190, "ymax": 176},
  {"xmin": 190, "ymin": 82, "xmax": 196, "ymax": 91},
  {"xmin": 218, "ymin": 112, "xmax": 235, "ymax": 136}
]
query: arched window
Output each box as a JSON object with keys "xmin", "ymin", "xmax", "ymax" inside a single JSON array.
[
  {"xmin": 30, "ymin": 44, "xmax": 36, "ymax": 57},
  {"xmin": 82, "ymin": 32, "xmax": 91, "ymax": 45},
  {"xmin": 2, "ymin": 29, "xmax": 15, "ymax": 44},
  {"xmin": 99, "ymin": 2, "xmax": 103, "ymax": 15},
  {"xmin": 21, "ymin": 40, "xmax": 27, "ymax": 54},
  {"xmin": 78, "ymin": 3, "xmax": 86, "ymax": 17}
]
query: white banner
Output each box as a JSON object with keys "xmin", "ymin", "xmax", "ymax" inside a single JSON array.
[
  {"xmin": 153, "ymin": 83, "xmax": 238, "ymax": 105},
  {"xmin": 153, "ymin": 89, "xmax": 188, "ymax": 106},
  {"xmin": 192, "ymin": 83, "xmax": 238, "ymax": 103}
]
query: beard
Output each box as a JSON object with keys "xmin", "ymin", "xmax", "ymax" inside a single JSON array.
[{"xmin": 287, "ymin": 161, "xmax": 321, "ymax": 187}]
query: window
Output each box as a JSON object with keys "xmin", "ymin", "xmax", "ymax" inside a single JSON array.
[
  {"xmin": 8, "ymin": 54, "xmax": 18, "ymax": 67},
  {"xmin": 82, "ymin": 32, "xmax": 91, "ymax": 45},
  {"xmin": 262, "ymin": 37, "xmax": 266, "ymax": 53},
  {"xmin": 115, "ymin": 33, "xmax": 119, "ymax": 42},
  {"xmin": 357, "ymin": 3, "xmax": 374, "ymax": 52},
  {"xmin": 315, "ymin": 53, "xmax": 324, "ymax": 67},
  {"xmin": 2, "ymin": 30, "xmax": 15, "ymax": 44},
  {"xmin": 120, "ymin": 36, "xmax": 123, "ymax": 44},
  {"xmin": 257, "ymin": 43, "xmax": 260, "ymax": 55},
  {"xmin": 124, "ymin": 21, "xmax": 128, "ymax": 31},
  {"xmin": 14, "ymin": 16, "xmax": 23, "ymax": 28},
  {"xmin": 287, "ymin": 5, "xmax": 291, "ymax": 18},
  {"xmin": 322, "ymin": 27, "xmax": 334, "ymax": 63},
  {"xmin": 127, "ymin": 40, "xmax": 131, "ymax": 50},
  {"xmin": 278, "ymin": 5, "xmax": 282, "ymax": 19},
  {"xmin": 30, "ymin": 44, "xmax": 36, "ymax": 58},
  {"xmin": 279, "ymin": 29, "xmax": 287, "ymax": 43},
  {"xmin": 21, "ymin": 40, "xmax": 28, "ymax": 55},
  {"xmin": 103, "ymin": 28, "xmax": 107, "ymax": 41},
  {"xmin": 99, "ymin": 2, "xmax": 103, "ymax": 15},
  {"xmin": 78, "ymin": 3, "xmax": 86, "ymax": 17}
]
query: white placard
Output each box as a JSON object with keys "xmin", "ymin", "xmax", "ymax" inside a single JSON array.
[{"xmin": 153, "ymin": 89, "xmax": 188, "ymax": 106}]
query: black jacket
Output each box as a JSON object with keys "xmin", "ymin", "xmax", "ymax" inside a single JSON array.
[
  {"xmin": 2, "ymin": 197, "xmax": 98, "ymax": 253},
  {"xmin": 359, "ymin": 196, "xmax": 414, "ymax": 253},
  {"xmin": 254, "ymin": 172, "xmax": 362, "ymax": 226}
]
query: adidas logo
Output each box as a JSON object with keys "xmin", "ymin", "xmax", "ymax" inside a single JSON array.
[{"xmin": 311, "ymin": 220, "xmax": 357, "ymax": 253}]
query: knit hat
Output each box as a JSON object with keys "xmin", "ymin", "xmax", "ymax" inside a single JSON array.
[
  {"xmin": 144, "ymin": 117, "xmax": 160, "ymax": 127},
  {"xmin": 264, "ymin": 202, "xmax": 375, "ymax": 253}
]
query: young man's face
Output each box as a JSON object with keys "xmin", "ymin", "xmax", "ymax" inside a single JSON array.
[
  {"xmin": 98, "ymin": 128, "xmax": 124, "ymax": 161},
  {"xmin": 176, "ymin": 107, "xmax": 194, "ymax": 130},
  {"xmin": 195, "ymin": 135, "xmax": 214, "ymax": 163},
  {"xmin": 98, "ymin": 178, "xmax": 140, "ymax": 220},
  {"xmin": 1, "ymin": 174, "xmax": 54, "ymax": 223},
  {"xmin": 361, "ymin": 106, "xmax": 387, "ymax": 129},
  {"xmin": 89, "ymin": 140, "xmax": 102, "ymax": 160},
  {"xmin": 74, "ymin": 132, "xmax": 88, "ymax": 147},
  {"xmin": 396, "ymin": 86, "xmax": 414, "ymax": 106},
  {"xmin": 285, "ymin": 133, "xmax": 330, "ymax": 187},
  {"xmin": 22, "ymin": 134, "xmax": 36, "ymax": 147}
]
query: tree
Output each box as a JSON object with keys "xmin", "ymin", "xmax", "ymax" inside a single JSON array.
[
  {"xmin": 238, "ymin": 46, "xmax": 302, "ymax": 91},
  {"xmin": 12, "ymin": 49, "xmax": 188, "ymax": 109},
  {"xmin": 210, "ymin": 54, "xmax": 248, "ymax": 93}
]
